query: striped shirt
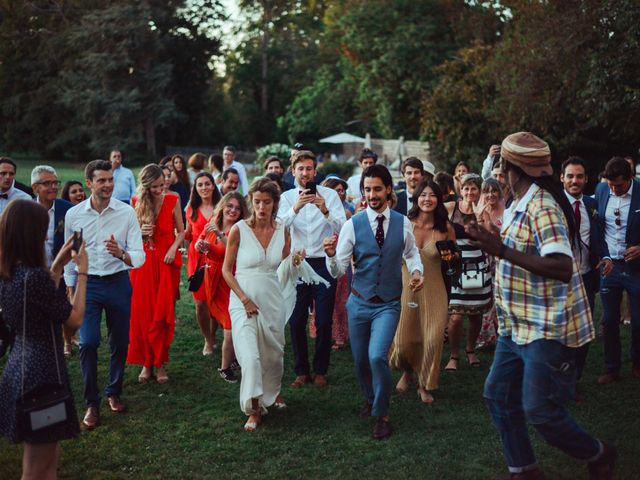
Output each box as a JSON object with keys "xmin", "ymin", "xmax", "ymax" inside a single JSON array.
[{"xmin": 495, "ymin": 184, "xmax": 594, "ymax": 347}]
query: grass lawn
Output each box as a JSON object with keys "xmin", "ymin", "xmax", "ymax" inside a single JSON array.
[{"xmin": 0, "ymin": 157, "xmax": 638, "ymax": 478}]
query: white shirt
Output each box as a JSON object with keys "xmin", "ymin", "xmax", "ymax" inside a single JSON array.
[
  {"xmin": 327, "ymin": 206, "xmax": 423, "ymax": 278},
  {"xmin": 0, "ymin": 183, "xmax": 31, "ymax": 215},
  {"xmin": 63, "ymin": 197, "xmax": 145, "ymax": 286},
  {"xmin": 278, "ymin": 183, "xmax": 346, "ymax": 258},
  {"xmin": 41, "ymin": 199, "xmax": 55, "ymax": 266},
  {"xmin": 224, "ymin": 161, "xmax": 249, "ymax": 195},
  {"xmin": 564, "ymin": 190, "xmax": 591, "ymax": 274},
  {"xmin": 604, "ymin": 181, "xmax": 633, "ymax": 260},
  {"xmin": 112, "ymin": 166, "xmax": 136, "ymax": 203}
]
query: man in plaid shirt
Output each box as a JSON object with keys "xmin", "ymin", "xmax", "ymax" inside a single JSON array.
[{"xmin": 467, "ymin": 132, "xmax": 615, "ymax": 480}]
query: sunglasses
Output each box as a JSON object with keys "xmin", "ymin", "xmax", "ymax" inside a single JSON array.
[{"xmin": 614, "ymin": 208, "xmax": 621, "ymax": 226}]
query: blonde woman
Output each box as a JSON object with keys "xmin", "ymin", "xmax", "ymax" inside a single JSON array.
[{"xmin": 128, "ymin": 164, "xmax": 185, "ymax": 384}]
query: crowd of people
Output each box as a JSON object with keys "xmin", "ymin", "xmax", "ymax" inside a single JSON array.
[{"xmin": 0, "ymin": 133, "xmax": 638, "ymax": 479}]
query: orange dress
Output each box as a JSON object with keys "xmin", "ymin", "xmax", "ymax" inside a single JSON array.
[
  {"xmin": 128, "ymin": 194, "xmax": 182, "ymax": 367},
  {"xmin": 199, "ymin": 229, "xmax": 232, "ymax": 330},
  {"xmin": 185, "ymin": 205, "xmax": 211, "ymax": 301}
]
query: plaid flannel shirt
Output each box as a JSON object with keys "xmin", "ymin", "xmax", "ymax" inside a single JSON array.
[{"xmin": 495, "ymin": 184, "xmax": 594, "ymax": 347}]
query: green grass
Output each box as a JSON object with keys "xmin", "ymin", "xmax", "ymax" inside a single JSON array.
[
  {"xmin": 2, "ymin": 156, "xmax": 639, "ymax": 478},
  {"xmin": 1, "ymin": 281, "xmax": 639, "ymax": 479}
]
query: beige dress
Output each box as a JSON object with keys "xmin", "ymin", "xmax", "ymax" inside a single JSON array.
[{"xmin": 389, "ymin": 241, "xmax": 448, "ymax": 391}]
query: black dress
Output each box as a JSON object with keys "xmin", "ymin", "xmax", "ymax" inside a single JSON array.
[{"xmin": 0, "ymin": 265, "xmax": 78, "ymax": 443}]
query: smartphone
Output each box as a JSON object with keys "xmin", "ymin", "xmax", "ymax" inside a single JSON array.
[
  {"xmin": 72, "ymin": 229, "xmax": 83, "ymax": 252},
  {"xmin": 306, "ymin": 181, "xmax": 317, "ymax": 195}
]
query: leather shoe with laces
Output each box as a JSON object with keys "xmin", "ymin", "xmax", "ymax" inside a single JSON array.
[
  {"xmin": 290, "ymin": 375, "xmax": 312, "ymax": 388},
  {"xmin": 313, "ymin": 374, "xmax": 328, "ymax": 387},
  {"xmin": 107, "ymin": 395, "xmax": 126, "ymax": 413},
  {"xmin": 82, "ymin": 407, "xmax": 100, "ymax": 430},
  {"xmin": 372, "ymin": 417, "xmax": 392, "ymax": 440}
]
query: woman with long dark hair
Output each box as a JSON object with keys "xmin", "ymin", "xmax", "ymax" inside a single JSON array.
[
  {"xmin": 61, "ymin": 180, "xmax": 86, "ymax": 205},
  {"xmin": 185, "ymin": 172, "xmax": 222, "ymax": 355},
  {"xmin": 0, "ymin": 200, "xmax": 88, "ymax": 479},
  {"xmin": 170, "ymin": 155, "xmax": 191, "ymax": 216},
  {"xmin": 389, "ymin": 180, "xmax": 456, "ymax": 404},
  {"xmin": 128, "ymin": 165, "xmax": 185, "ymax": 384}
]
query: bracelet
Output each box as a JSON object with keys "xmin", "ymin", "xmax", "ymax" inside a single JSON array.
[
  {"xmin": 241, "ymin": 298, "xmax": 250, "ymax": 305},
  {"xmin": 498, "ymin": 244, "xmax": 507, "ymax": 259}
]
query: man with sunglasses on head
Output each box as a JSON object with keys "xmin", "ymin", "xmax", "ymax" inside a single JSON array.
[
  {"xmin": 0, "ymin": 158, "xmax": 31, "ymax": 215},
  {"xmin": 594, "ymin": 156, "xmax": 640, "ymax": 385}
]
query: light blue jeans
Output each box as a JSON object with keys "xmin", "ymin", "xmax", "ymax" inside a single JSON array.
[
  {"xmin": 346, "ymin": 294, "xmax": 400, "ymax": 418},
  {"xmin": 484, "ymin": 336, "xmax": 601, "ymax": 473}
]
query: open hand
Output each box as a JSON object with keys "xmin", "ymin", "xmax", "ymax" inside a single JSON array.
[{"xmin": 466, "ymin": 221, "xmax": 503, "ymax": 257}]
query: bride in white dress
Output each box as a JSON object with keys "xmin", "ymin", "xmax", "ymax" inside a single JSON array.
[{"xmin": 223, "ymin": 178, "xmax": 302, "ymax": 431}]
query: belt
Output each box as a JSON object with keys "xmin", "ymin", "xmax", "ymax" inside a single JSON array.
[
  {"xmin": 87, "ymin": 270, "xmax": 128, "ymax": 281},
  {"xmin": 350, "ymin": 288, "xmax": 400, "ymax": 304}
]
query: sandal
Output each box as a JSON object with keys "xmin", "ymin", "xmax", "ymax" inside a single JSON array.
[
  {"xmin": 274, "ymin": 394, "xmax": 287, "ymax": 410},
  {"xmin": 156, "ymin": 366, "xmax": 169, "ymax": 384},
  {"xmin": 418, "ymin": 388, "xmax": 435, "ymax": 405},
  {"xmin": 244, "ymin": 413, "xmax": 261, "ymax": 431},
  {"xmin": 445, "ymin": 356, "xmax": 459, "ymax": 371},
  {"xmin": 465, "ymin": 350, "xmax": 480, "ymax": 368},
  {"xmin": 396, "ymin": 373, "xmax": 411, "ymax": 393},
  {"xmin": 64, "ymin": 343, "xmax": 73, "ymax": 358},
  {"xmin": 332, "ymin": 342, "xmax": 346, "ymax": 351},
  {"xmin": 138, "ymin": 367, "xmax": 152, "ymax": 384}
]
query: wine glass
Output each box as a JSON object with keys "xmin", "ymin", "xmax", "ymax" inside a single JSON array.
[{"xmin": 143, "ymin": 224, "xmax": 156, "ymax": 251}]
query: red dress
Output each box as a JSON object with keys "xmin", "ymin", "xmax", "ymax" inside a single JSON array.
[
  {"xmin": 128, "ymin": 194, "xmax": 182, "ymax": 367},
  {"xmin": 185, "ymin": 205, "xmax": 211, "ymax": 301},
  {"xmin": 199, "ymin": 229, "xmax": 232, "ymax": 330}
]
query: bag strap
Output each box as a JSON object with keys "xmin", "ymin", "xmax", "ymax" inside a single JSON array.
[{"xmin": 21, "ymin": 271, "xmax": 27, "ymax": 398}]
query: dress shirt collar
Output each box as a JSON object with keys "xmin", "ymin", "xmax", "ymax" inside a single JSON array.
[
  {"xmin": 36, "ymin": 197, "xmax": 55, "ymax": 213},
  {"xmin": 82, "ymin": 196, "xmax": 123, "ymax": 213},
  {"xmin": 609, "ymin": 180, "xmax": 633, "ymax": 198},
  {"xmin": 564, "ymin": 190, "xmax": 583, "ymax": 203},
  {"xmin": 366, "ymin": 206, "xmax": 390, "ymax": 222}
]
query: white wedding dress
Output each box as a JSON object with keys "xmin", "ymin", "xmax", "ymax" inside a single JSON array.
[{"xmin": 229, "ymin": 220, "xmax": 289, "ymax": 415}]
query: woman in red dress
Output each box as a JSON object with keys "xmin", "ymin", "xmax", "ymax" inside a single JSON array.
[
  {"xmin": 185, "ymin": 172, "xmax": 221, "ymax": 355},
  {"xmin": 128, "ymin": 164, "xmax": 185, "ymax": 383},
  {"xmin": 196, "ymin": 192, "xmax": 248, "ymax": 383}
]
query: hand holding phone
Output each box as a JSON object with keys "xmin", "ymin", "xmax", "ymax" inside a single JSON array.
[{"xmin": 72, "ymin": 229, "xmax": 83, "ymax": 252}]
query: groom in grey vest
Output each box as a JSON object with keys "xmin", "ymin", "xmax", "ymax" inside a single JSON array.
[{"xmin": 324, "ymin": 164, "xmax": 424, "ymax": 440}]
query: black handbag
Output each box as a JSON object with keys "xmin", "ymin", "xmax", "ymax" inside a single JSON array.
[
  {"xmin": 188, "ymin": 255, "xmax": 206, "ymax": 292},
  {"xmin": 16, "ymin": 272, "xmax": 73, "ymax": 436}
]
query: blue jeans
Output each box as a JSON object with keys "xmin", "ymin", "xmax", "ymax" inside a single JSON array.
[
  {"xmin": 600, "ymin": 263, "xmax": 640, "ymax": 374},
  {"xmin": 346, "ymin": 294, "xmax": 400, "ymax": 418},
  {"xmin": 288, "ymin": 258, "xmax": 336, "ymax": 376},
  {"xmin": 79, "ymin": 272, "xmax": 132, "ymax": 408},
  {"xmin": 484, "ymin": 336, "xmax": 601, "ymax": 473}
]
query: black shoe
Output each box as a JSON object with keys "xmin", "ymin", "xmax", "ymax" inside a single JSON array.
[
  {"xmin": 230, "ymin": 359, "xmax": 241, "ymax": 371},
  {"xmin": 588, "ymin": 443, "xmax": 616, "ymax": 480},
  {"xmin": 372, "ymin": 417, "xmax": 392, "ymax": 440},
  {"xmin": 218, "ymin": 367, "xmax": 238, "ymax": 383}
]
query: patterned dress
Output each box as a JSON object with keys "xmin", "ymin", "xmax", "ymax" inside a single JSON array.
[{"xmin": 0, "ymin": 265, "xmax": 78, "ymax": 443}]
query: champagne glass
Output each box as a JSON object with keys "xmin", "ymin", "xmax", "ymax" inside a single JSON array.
[{"xmin": 407, "ymin": 278, "xmax": 419, "ymax": 309}]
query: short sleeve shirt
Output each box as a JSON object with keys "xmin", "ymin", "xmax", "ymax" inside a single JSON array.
[{"xmin": 495, "ymin": 184, "xmax": 594, "ymax": 347}]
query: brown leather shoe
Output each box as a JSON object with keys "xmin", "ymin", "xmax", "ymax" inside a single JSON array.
[
  {"xmin": 82, "ymin": 407, "xmax": 99, "ymax": 430},
  {"xmin": 313, "ymin": 374, "xmax": 328, "ymax": 387},
  {"xmin": 359, "ymin": 402, "xmax": 372, "ymax": 419},
  {"xmin": 588, "ymin": 443, "xmax": 617, "ymax": 480},
  {"xmin": 372, "ymin": 417, "xmax": 392, "ymax": 440},
  {"xmin": 107, "ymin": 395, "xmax": 126, "ymax": 413},
  {"xmin": 290, "ymin": 375, "xmax": 312, "ymax": 388},
  {"xmin": 597, "ymin": 373, "xmax": 621, "ymax": 385}
]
